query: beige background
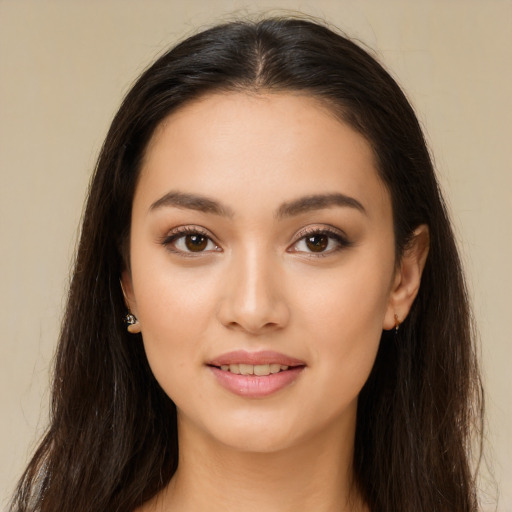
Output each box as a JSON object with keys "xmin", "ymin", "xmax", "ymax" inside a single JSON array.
[{"xmin": 1, "ymin": 0, "xmax": 510, "ymax": 509}]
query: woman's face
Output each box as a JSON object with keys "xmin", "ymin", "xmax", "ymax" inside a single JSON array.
[{"xmin": 123, "ymin": 92, "xmax": 403, "ymax": 453}]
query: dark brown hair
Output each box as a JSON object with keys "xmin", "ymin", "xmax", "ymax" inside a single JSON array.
[{"xmin": 10, "ymin": 17, "xmax": 483, "ymax": 512}]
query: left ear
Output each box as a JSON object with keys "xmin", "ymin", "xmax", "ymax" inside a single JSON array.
[{"xmin": 383, "ymin": 224, "xmax": 430, "ymax": 330}]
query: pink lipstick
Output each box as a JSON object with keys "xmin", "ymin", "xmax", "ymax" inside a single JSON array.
[{"xmin": 207, "ymin": 350, "xmax": 306, "ymax": 398}]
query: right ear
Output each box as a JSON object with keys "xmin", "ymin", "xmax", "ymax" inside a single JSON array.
[
  {"xmin": 121, "ymin": 270, "xmax": 141, "ymax": 334},
  {"xmin": 120, "ymin": 269, "xmax": 138, "ymax": 317}
]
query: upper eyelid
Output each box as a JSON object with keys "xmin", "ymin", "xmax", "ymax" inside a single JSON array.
[
  {"xmin": 288, "ymin": 226, "xmax": 352, "ymax": 254},
  {"xmin": 160, "ymin": 224, "xmax": 349, "ymax": 248},
  {"xmin": 160, "ymin": 225, "xmax": 221, "ymax": 249},
  {"xmin": 293, "ymin": 224, "xmax": 348, "ymax": 240},
  {"xmin": 161, "ymin": 227, "xmax": 221, "ymax": 256},
  {"xmin": 164, "ymin": 225, "xmax": 217, "ymax": 240}
]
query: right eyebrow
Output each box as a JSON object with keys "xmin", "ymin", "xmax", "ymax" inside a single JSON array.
[{"xmin": 149, "ymin": 191, "xmax": 235, "ymax": 217}]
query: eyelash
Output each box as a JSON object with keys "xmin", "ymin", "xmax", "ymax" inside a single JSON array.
[
  {"xmin": 161, "ymin": 225, "xmax": 351, "ymax": 257},
  {"xmin": 288, "ymin": 227, "xmax": 351, "ymax": 257},
  {"xmin": 161, "ymin": 226, "xmax": 221, "ymax": 256}
]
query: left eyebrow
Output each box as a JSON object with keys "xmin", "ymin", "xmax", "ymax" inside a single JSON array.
[{"xmin": 276, "ymin": 193, "xmax": 367, "ymax": 218}]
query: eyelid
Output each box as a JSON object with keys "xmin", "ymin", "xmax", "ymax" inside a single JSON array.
[
  {"xmin": 288, "ymin": 225, "xmax": 352, "ymax": 255},
  {"xmin": 160, "ymin": 225, "xmax": 222, "ymax": 255},
  {"xmin": 159, "ymin": 224, "xmax": 351, "ymax": 257},
  {"xmin": 293, "ymin": 224, "xmax": 348, "ymax": 241}
]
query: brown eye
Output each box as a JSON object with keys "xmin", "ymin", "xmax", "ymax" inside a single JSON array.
[
  {"xmin": 290, "ymin": 229, "xmax": 349, "ymax": 256},
  {"xmin": 305, "ymin": 234, "xmax": 329, "ymax": 252},
  {"xmin": 184, "ymin": 234, "xmax": 208, "ymax": 252},
  {"xmin": 163, "ymin": 228, "xmax": 220, "ymax": 255}
]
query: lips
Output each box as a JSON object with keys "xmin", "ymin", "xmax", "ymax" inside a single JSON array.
[
  {"xmin": 208, "ymin": 350, "xmax": 305, "ymax": 367},
  {"xmin": 207, "ymin": 350, "xmax": 306, "ymax": 398},
  {"xmin": 218, "ymin": 363, "xmax": 290, "ymax": 376}
]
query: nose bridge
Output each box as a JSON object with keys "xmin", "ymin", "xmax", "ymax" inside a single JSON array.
[
  {"xmin": 240, "ymin": 245, "xmax": 273, "ymax": 310},
  {"xmin": 219, "ymin": 241, "xmax": 288, "ymax": 333}
]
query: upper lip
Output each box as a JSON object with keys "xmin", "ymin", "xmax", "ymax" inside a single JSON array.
[{"xmin": 208, "ymin": 350, "xmax": 306, "ymax": 367}]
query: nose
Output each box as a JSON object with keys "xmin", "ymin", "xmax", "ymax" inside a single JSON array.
[{"xmin": 217, "ymin": 248, "xmax": 290, "ymax": 335}]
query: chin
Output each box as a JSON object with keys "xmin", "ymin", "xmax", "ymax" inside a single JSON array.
[
  {"xmin": 178, "ymin": 403, "xmax": 308, "ymax": 454},
  {"xmin": 215, "ymin": 424, "xmax": 301, "ymax": 454}
]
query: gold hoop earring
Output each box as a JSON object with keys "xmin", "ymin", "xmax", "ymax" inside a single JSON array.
[{"xmin": 394, "ymin": 314, "xmax": 401, "ymax": 333}]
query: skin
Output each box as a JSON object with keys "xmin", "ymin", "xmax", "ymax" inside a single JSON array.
[{"xmin": 123, "ymin": 92, "xmax": 429, "ymax": 512}]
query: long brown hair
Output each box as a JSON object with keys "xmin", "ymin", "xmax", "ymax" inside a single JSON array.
[{"xmin": 10, "ymin": 17, "xmax": 483, "ymax": 512}]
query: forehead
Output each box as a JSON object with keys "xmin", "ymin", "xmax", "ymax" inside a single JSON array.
[{"xmin": 136, "ymin": 91, "xmax": 390, "ymax": 221}]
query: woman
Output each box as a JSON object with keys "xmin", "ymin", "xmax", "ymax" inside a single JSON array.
[{"xmin": 10, "ymin": 17, "xmax": 483, "ymax": 512}]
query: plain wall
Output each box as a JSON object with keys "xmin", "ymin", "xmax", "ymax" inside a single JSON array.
[{"xmin": 1, "ymin": 0, "xmax": 510, "ymax": 509}]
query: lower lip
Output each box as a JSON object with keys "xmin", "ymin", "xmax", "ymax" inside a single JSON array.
[{"xmin": 209, "ymin": 366, "xmax": 304, "ymax": 398}]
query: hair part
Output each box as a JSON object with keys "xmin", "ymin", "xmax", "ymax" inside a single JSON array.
[{"xmin": 11, "ymin": 17, "xmax": 483, "ymax": 512}]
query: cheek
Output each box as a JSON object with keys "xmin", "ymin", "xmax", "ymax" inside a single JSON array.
[
  {"xmin": 292, "ymin": 260, "xmax": 392, "ymax": 397},
  {"xmin": 294, "ymin": 258, "xmax": 392, "ymax": 341},
  {"xmin": 131, "ymin": 258, "xmax": 223, "ymax": 391},
  {"xmin": 132, "ymin": 244, "xmax": 221, "ymax": 331},
  {"xmin": 315, "ymin": 297, "xmax": 383, "ymax": 394}
]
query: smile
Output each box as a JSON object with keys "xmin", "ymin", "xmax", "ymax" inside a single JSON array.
[
  {"xmin": 207, "ymin": 350, "xmax": 306, "ymax": 398},
  {"xmin": 218, "ymin": 363, "xmax": 290, "ymax": 375}
]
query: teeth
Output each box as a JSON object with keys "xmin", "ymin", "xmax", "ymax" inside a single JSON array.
[
  {"xmin": 254, "ymin": 364, "xmax": 270, "ymax": 376},
  {"xmin": 220, "ymin": 363, "xmax": 292, "ymax": 375},
  {"xmin": 270, "ymin": 363, "xmax": 281, "ymax": 374},
  {"xmin": 239, "ymin": 364, "xmax": 253, "ymax": 375}
]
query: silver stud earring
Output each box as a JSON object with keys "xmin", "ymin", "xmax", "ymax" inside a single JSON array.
[{"xmin": 124, "ymin": 313, "xmax": 140, "ymax": 334}]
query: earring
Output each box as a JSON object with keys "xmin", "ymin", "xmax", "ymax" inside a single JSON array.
[
  {"xmin": 394, "ymin": 314, "xmax": 401, "ymax": 333},
  {"xmin": 124, "ymin": 312, "xmax": 140, "ymax": 334}
]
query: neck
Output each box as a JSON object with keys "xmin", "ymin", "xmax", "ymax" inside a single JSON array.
[{"xmin": 148, "ymin": 408, "xmax": 367, "ymax": 512}]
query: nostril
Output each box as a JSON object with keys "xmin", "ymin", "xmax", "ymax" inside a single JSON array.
[
  {"xmin": 224, "ymin": 319, "xmax": 281, "ymax": 335},
  {"xmin": 216, "ymin": 271, "xmax": 290, "ymax": 333}
]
